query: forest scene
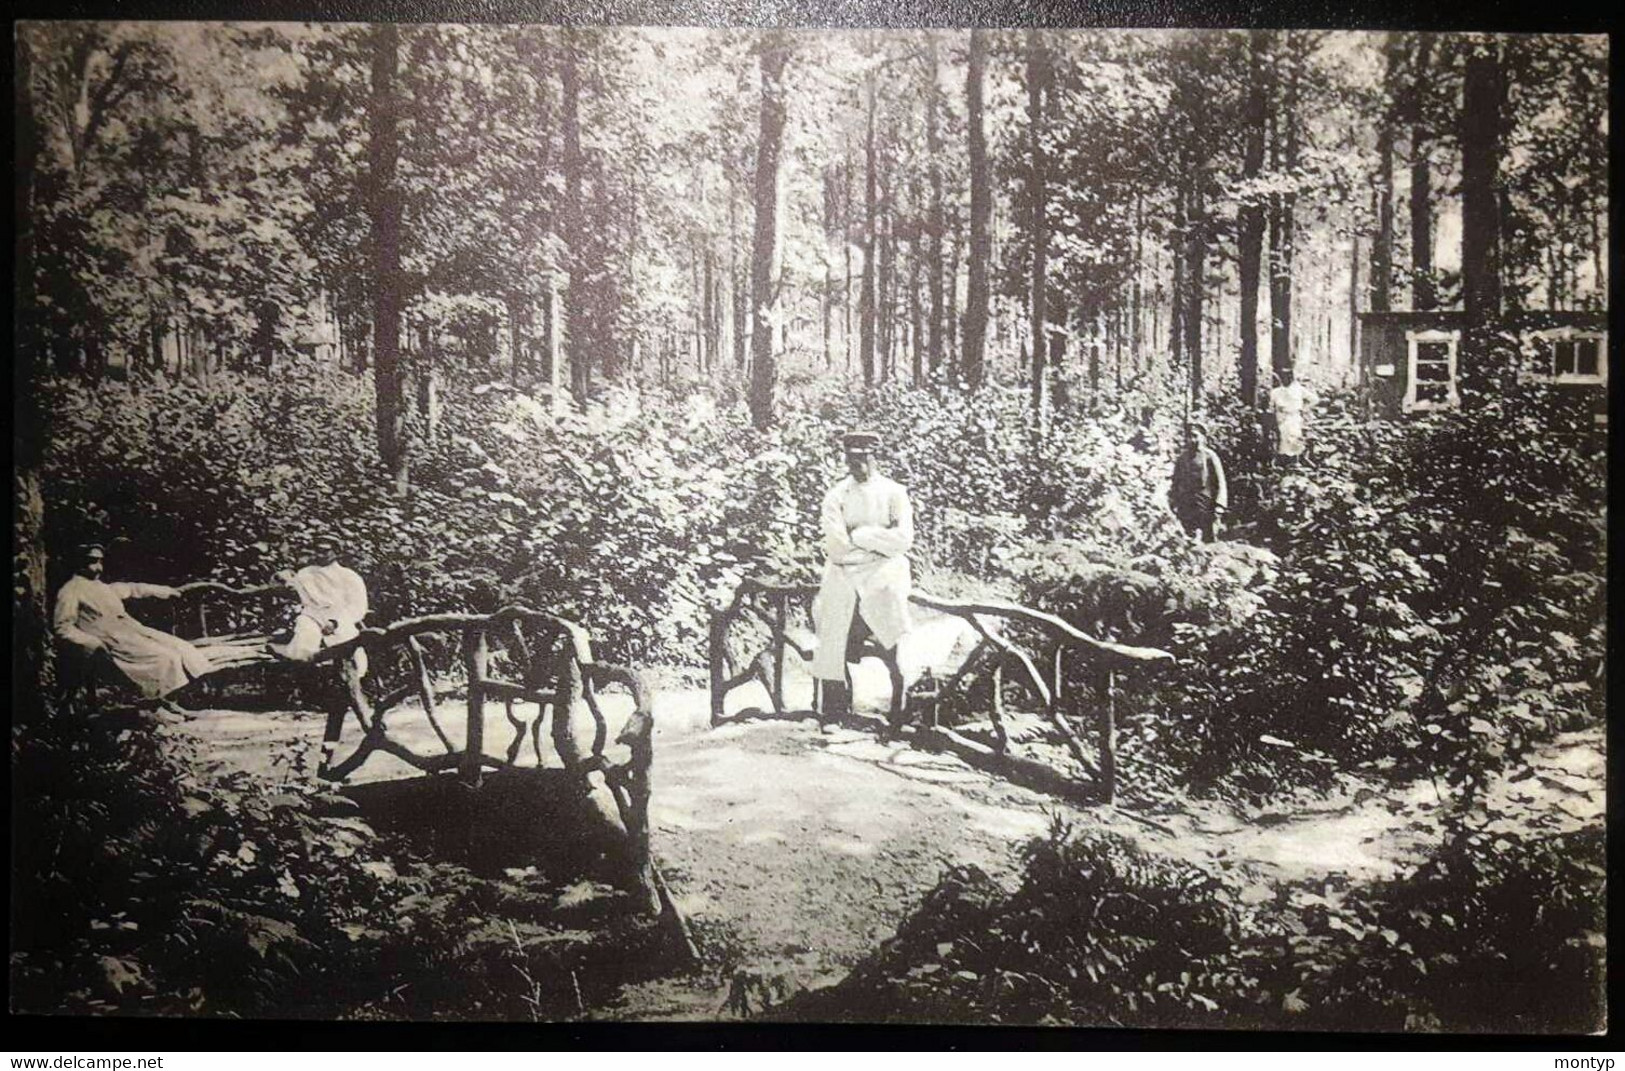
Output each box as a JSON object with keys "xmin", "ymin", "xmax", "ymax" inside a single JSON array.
[{"xmin": 10, "ymin": 20, "xmax": 1608, "ymax": 1031}]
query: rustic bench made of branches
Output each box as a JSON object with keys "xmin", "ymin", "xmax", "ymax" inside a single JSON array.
[
  {"xmin": 115, "ymin": 587, "xmax": 676, "ymax": 925},
  {"xmin": 709, "ymin": 578, "xmax": 1176, "ymax": 803}
]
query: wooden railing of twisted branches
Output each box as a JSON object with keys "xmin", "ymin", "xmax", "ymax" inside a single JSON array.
[
  {"xmin": 302, "ymin": 606, "xmax": 664, "ymax": 918},
  {"xmin": 131, "ymin": 586, "xmax": 669, "ymax": 921},
  {"xmin": 144, "ymin": 586, "xmax": 649, "ymax": 796},
  {"xmin": 161, "ymin": 579, "xmax": 298, "ymax": 642},
  {"xmin": 709, "ymin": 579, "xmax": 1175, "ymax": 804}
]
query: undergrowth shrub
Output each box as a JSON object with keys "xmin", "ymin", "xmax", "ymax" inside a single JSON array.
[
  {"xmin": 783, "ymin": 814, "xmax": 1605, "ymax": 1032},
  {"xmin": 8, "ymin": 708, "xmax": 664, "ymax": 1019},
  {"xmin": 39, "ymin": 368, "xmax": 1603, "ymax": 792}
]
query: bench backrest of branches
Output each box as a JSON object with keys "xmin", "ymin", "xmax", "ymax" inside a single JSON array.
[
  {"xmin": 308, "ymin": 606, "xmax": 655, "ymax": 869},
  {"xmin": 160, "ymin": 580, "xmax": 299, "ymax": 641},
  {"xmin": 709, "ymin": 578, "xmax": 1175, "ymax": 803},
  {"xmin": 305, "ymin": 606, "xmax": 657, "ymax": 904}
]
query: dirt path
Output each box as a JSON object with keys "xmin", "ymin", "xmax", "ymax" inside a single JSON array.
[{"xmin": 169, "ymin": 667, "xmax": 1605, "ymax": 1023}]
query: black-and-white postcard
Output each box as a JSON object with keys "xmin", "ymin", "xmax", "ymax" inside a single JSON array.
[{"xmin": 11, "ymin": 1, "xmax": 1609, "ymax": 1036}]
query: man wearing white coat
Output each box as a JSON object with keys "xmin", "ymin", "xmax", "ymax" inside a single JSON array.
[{"xmin": 812, "ymin": 431, "xmax": 914, "ymax": 727}]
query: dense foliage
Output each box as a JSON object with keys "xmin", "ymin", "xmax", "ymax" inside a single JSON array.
[
  {"xmin": 9, "ymin": 708, "xmax": 669, "ymax": 1018},
  {"xmin": 780, "ymin": 815, "xmax": 1605, "ymax": 1031},
  {"xmin": 42, "ymin": 363, "xmax": 1604, "ymax": 780}
]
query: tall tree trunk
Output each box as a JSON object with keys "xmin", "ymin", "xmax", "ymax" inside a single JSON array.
[
  {"xmin": 1268, "ymin": 39, "xmax": 1298, "ymax": 384},
  {"xmin": 961, "ymin": 29, "xmax": 991, "ymax": 391},
  {"xmin": 1026, "ymin": 31, "xmax": 1050, "ymax": 418},
  {"xmin": 416, "ymin": 333, "xmax": 440, "ymax": 443},
  {"xmin": 1408, "ymin": 35, "xmax": 1436, "ymax": 311},
  {"xmin": 1184, "ymin": 179, "xmax": 1206, "ymax": 404},
  {"xmin": 368, "ymin": 23, "xmax": 408, "ymax": 491},
  {"xmin": 1237, "ymin": 30, "xmax": 1268, "ymax": 408},
  {"xmin": 561, "ymin": 30, "xmax": 590, "ymax": 406},
  {"xmin": 884, "ymin": 159, "xmax": 897, "ymax": 381},
  {"xmin": 256, "ymin": 301, "xmax": 278, "ymax": 370},
  {"xmin": 909, "ymin": 219, "xmax": 924, "ymax": 385},
  {"xmin": 822, "ymin": 166, "xmax": 835, "ymax": 368},
  {"xmin": 843, "ymin": 149, "xmax": 855, "ymax": 373},
  {"xmin": 1171, "ymin": 183, "xmax": 1186, "ymax": 371},
  {"xmin": 747, "ymin": 39, "xmax": 788, "ymax": 429},
  {"xmin": 509, "ymin": 294, "xmax": 527, "ymax": 385},
  {"xmin": 14, "ymin": 29, "xmax": 53, "ymax": 715},
  {"xmin": 946, "ymin": 219, "xmax": 961, "ymax": 376},
  {"xmin": 702, "ymin": 241, "xmax": 717, "ymax": 374},
  {"xmin": 1460, "ymin": 41, "xmax": 1504, "ymax": 393},
  {"xmin": 926, "ymin": 36, "xmax": 945, "ymax": 377},
  {"xmin": 148, "ymin": 313, "xmax": 165, "ymax": 380},
  {"xmin": 1348, "ymin": 234, "xmax": 1361, "ymax": 375},
  {"xmin": 729, "ymin": 179, "xmax": 747, "ymax": 370},
  {"xmin": 1131, "ymin": 191, "xmax": 1144, "ymax": 369},
  {"xmin": 860, "ymin": 68, "xmax": 878, "ymax": 386},
  {"xmin": 1370, "ymin": 34, "xmax": 1399, "ymax": 312}
]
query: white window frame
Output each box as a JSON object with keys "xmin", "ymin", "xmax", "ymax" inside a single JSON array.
[
  {"xmin": 1404, "ymin": 329, "xmax": 1461, "ymax": 412},
  {"xmin": 1527, "ymin": 327, "xmax": 1608, "ymax": 386}
]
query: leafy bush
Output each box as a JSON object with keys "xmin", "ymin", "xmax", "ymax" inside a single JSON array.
[
  {"xmin": 782, "ymin": 814, "xmax": 1605, "ymax": 1032},
  {"xmin": 8, "ymin": 706, "xmax": 667, "ymax": 1019},
  {"xmin": 41, "ymin": 370, "xmax": 1602, "ymax": 800}
]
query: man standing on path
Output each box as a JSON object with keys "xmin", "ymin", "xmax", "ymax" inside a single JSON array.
[
  {"xmin": 812, "ymin": 431, "xmax": 914, "ymax": 730},
  {"xmin": 1169, "ymin": 422, "xmax": 1228, "ymax": 543},
  {"xmin": 1269, "ymin": 367, "xmax": 1319, "ymax": 469}
]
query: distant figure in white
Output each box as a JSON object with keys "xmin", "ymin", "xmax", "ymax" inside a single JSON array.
[
  {"xmin": 54, "ymin": 543, "xmax": 263, "ymax": 703},
  {"xmin": 270, "ymin": 561, "xmax": 370, "ymax": 676},
  {"xmin": 1269, "ymin": 367, "xmax": 1319, "ymax": 468},
  {"xmin": 812, "ymin": 431, "xmax": 914, "ymax": 725}
]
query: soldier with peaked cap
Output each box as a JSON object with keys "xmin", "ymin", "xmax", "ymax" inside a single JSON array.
[{"xmin": 811, "ymin": 430, "xmax": 914, "ymax": 725}]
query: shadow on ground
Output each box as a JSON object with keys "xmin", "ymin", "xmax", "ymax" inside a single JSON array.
[{"xmin": 343, "ymin": 767, "xmax": 636, "ymax": 889}]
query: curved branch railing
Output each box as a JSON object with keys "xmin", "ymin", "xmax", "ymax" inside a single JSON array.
[
  {"xmin": 111, "ymin": 586, "xmax": 672, "ymax": 922},
  {"xmin": 164, "ymin": 580, "xmax": 297, "ymax": 641},
  {"xmin": 709, "ymin": 578, "xmax": 1176, "ymax": 803}
]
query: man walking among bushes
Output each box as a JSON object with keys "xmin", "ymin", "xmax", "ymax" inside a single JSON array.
[
  {"xmin": 812, "ymin": 431, "xmax": 914, "ymax": 729},
  {"xmin": 1169, "ymin": 422, "xmax": 1228, "ymax": 543}
]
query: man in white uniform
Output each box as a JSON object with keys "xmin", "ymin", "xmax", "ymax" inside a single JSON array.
[
  {"xmin": 812, "ymin": 431, "xmax": 914, "ymax": 726},
  {"xmin": 1269, "ymin": 367, "xmax": 1319, "ymax": 467}
]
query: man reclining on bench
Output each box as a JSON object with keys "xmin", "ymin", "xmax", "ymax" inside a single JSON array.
[{"xmin": 53, "ymin": 543, "xmax": 268, "ymax": 711}]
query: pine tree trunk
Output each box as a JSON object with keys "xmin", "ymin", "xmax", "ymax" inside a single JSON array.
[
  {"xmin": 369, "ymin": 23, "xmax": 408, "ymax": 490},
  {"xmin": 946, "ymin": 220, "xmax": 961, "ymax": 377},
  {"xmin": 1237, "ymin": 30, "xmax": 1268, "ymax": 408},
  {"xmin": 1408, "ymin": 35, "xmax": 1436, "ymax": 311},
  {"xmin": 926, "ymin": 36, "xmax": 945, "ymax": 378},
  {"xmin": 1131, "ymin": 192, "xmax": 1144, "ymax": 372},
  {"xmin": 1185, "ymin": 179, "xmax": 1206, "ymax": 404},
  {"xmin": 1371, "ymin": 34, "xmax": 1399, "ymax": 312},
  {"xmin": 843, "ymin": 150, "xmax": 855, "ymax": 373},
  {"xmin": 909, "ymin": 224, "xmax": 923, "ymax": 385},
  {"xmin": 962, "ymin": 29, "xmax": 992, "ymax": 391},
  {"xmin": 1171, "ymin": 183, "xmax": 1186, "ymax": 370},
  {"xmin": 562, "ymin": 30, "xmax": 590, "ymax": 406},
  {"xmin": 747, "ymin": 39, "xmax": 788, "ymax": 429},
  {"xmin": 1460, "ymin": 41, "xmax": 1504, "ymax": 393},
  {"xmin": 1268, "ymin": 42, "xmax": 1298, "ymax": 384},
  {"xmin": 1026, "ymin": 31, "xmax": 1050, "ymax": 419},
  {"xmin": 860, "ymin": 70, "xmax": 878, "ymax": 386}
]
